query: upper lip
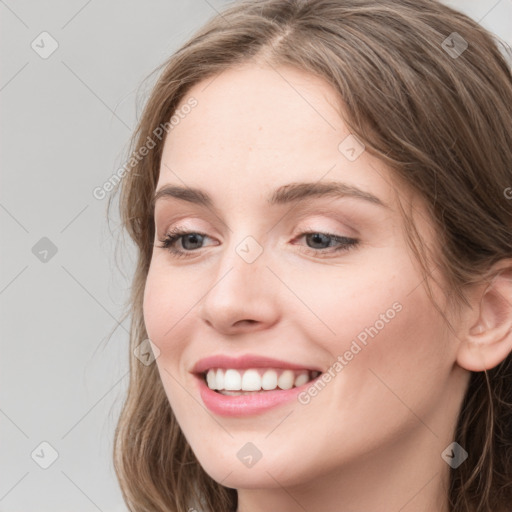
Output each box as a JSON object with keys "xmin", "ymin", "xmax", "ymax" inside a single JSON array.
[{"xmin": 191, "ymin": 354, "xmax": 324, "ymax": 374}]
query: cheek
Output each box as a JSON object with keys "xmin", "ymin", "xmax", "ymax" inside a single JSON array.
[
  {"xmin": 142, "ymin": 265, "xmax": 184, "ymax": 351},
  {"xmin": 322, "ymin": 284, "xmax": 449, "ymax": 434},
  {"xmin": 142, "ymin": 261, "xmax": 209, "ymax": 378},
  {"xmin": 292, "ymin": 256, "xmax": 450, "ymax": 407},
  {"xmin": 142, "ymin": 272, "xmax": 163, "ymax": 342},
  {"xmin": 282, "ymin": 258, "xmax": 403, "ymax": 346},
  {"xmin": 142, "ymin": 267, "xmax": 196, "ymax": 414}
]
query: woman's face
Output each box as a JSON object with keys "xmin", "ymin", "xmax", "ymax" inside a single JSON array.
[{"xmin": 143, "ymin": 62, "xmax": 469, "ymax": 503}]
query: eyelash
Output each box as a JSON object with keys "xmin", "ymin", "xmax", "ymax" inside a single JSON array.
[{"xmin": 156, "ymin": 226, "xmax": 359, "ymax": 259}]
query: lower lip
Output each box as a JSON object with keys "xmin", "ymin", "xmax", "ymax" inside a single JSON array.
[{"xmin": 194, "ymin": 373, "xmax": 321, "ymax": 416}]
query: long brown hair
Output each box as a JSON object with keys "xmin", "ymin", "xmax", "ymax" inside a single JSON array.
[{"xmin": 108, "ymin": 1, "xmax": 512, "ymax": 510}]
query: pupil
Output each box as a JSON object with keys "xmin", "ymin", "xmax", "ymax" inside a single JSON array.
[
  {"xmin": 183, "ymin": 233, "xmax": 202, "ymax": 250},
  {"xmin": 308, "ymin": 233, "xmax": 330, "ymax": 248}
]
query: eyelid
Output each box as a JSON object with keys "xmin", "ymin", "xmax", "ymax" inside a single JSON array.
[
  {"xmin": 157, "ymin": 196, "xmax": 367, "ymax": 231},
  {"xmin": 291, "ymin": 219, "xmax": 358, "ymax": 240},
  {"xmin": 156, "ymin": 217, "xmax": 211, "ymax": 238},
  {"xmin": 159, "ymin": 215, "xmax": 358, "ymax": 241}
]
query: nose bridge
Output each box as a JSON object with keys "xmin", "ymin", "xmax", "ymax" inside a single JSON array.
[
  {"xmin": 198, "ymin": 230, "xmax": 280, "ymax": 331},
  {"xmin": 211, "ymin": 232, "xmax": 269, "ymax": 297}
]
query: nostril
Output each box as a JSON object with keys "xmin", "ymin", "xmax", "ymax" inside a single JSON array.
[{"xmin": 236, "ymin": 319, "xmax": 257, "ymax": 326}]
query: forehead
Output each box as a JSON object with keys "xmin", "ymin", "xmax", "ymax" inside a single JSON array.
[
  {"xmin": 155, "ymin": 62, "xmax": 401, "ymax": 214},
  {"xmin": 161, "ymin": 63, "xmax": 348, "ymax": 170}
]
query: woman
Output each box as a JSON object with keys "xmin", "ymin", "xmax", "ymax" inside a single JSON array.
[{"xmin": 109, "ymin": 1, "xmax": 512, "ymax": 510}]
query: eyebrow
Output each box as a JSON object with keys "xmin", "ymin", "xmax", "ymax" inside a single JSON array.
[{"xmin": 152, "ymin": 181, "xmax": 389, "ymax": 211}]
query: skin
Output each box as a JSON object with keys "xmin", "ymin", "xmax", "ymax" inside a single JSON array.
[{"xmin": 142, "ymin": 62, "xmax": 512, "ymax": 512}]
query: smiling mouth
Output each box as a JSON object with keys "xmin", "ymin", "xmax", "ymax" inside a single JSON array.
[{"xmin": 202, "ymin": 367, "xmax": 322, "ymax": 395}]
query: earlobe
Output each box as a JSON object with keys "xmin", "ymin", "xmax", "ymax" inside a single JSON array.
[{"xmin": 456, "ymin": 263, "xmax": 512, "ymax": 372}]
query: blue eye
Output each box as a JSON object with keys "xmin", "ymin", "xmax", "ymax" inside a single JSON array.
[
  {"xmin": 157, "ymin": 227, "xmax": 211, "ymax": 258},
  {"xmin": 300, "ymin": 232, "xmax": 358, "ymax": 252},
  {"xmin": 156, "ymin": 227, "xmax": 359, "ymax": 259}
]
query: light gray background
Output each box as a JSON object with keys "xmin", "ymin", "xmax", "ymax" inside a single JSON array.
[{"xmin": 1, "ymin": 1, "xmax": 510, "ymax": 511}]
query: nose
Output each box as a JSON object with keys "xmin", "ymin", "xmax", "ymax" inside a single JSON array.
[{"xmin": 198, "ymin": 236, "xmax": 281, "ymax": 335}]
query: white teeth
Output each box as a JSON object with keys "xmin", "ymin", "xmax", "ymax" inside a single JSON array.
[
  {"xmin": 206, "ymin": 369, "xmax": 217, "ymax": 389},
  {"xmin": 261, "ymin": 369, "xmax": 278, "ymax": 390},
  {"xmin": 277, "ymin": 369, "xmax": 295, "ymax": 390},
  {"xmin": 294, "ymin": 372, "xmax": 310, "ymax": 387},
  {"xmin": 224, "ymin": 369, "xmax": 242, "ymax": 390},
  {"xmin": 204, "ymin": 368, "xmax": 319, "ymax": 392},
  {"xmin": 241, "ymin": 369, "xmax": 261, "ymax": 391},
  {"xmin": 215, "ymin": 369, "xmax": 223, "ymax": 390}
]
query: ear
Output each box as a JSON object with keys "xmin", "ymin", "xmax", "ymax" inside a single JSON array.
[{"xmin": 456, "ymin": 261, "xmax": 512, "ymax": 372}]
